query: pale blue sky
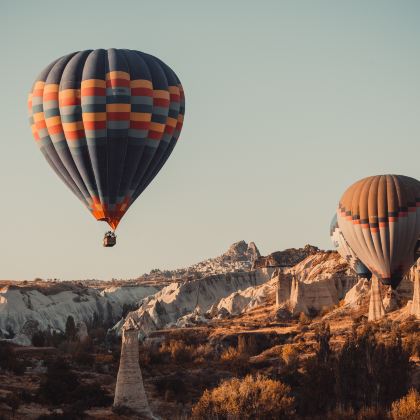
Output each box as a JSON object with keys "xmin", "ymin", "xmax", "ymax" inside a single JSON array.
[{"xmin": 1, "ymin": 1, "xmax": 419, "ymax": 280}]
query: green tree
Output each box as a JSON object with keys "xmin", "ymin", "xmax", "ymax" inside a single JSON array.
[{"xmin": 65, "ymin": 315, "xmax": 77, "ymax": 341}]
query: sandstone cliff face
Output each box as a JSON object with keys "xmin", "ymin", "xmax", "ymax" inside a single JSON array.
[{"xmin": 253, "ymin": 244, "xmax": 320, "ymax": 268}]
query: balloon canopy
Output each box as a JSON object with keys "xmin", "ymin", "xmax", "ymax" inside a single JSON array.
[
  {"xmin": 330, "ymin": 214, "xmax": 371, "ymax": 279},
  {"xmin": 28, "ymin": 49, "xmax": 185, "ymax": 230},
  {"xmin": 337, "ymin": 175, "xmax": 420, "ymax": 288}
]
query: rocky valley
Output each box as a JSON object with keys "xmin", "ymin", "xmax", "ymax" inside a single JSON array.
[{"xmin": 0, "ymin": 241, "xmax": 419, "ymax": 419}]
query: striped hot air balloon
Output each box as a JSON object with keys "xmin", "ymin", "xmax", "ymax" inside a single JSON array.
[
  {"xmin": 28, "ymin": 49, "xmax": 185, "ymax": 244},
  {"xmin": 330, "ymin": 214, "xmax": 371, "ymax": 279},
  {"xmin": 337, "ymin": 175, "xmax": 420, "ymax": 289}
]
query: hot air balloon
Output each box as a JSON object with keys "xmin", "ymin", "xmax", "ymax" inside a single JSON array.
[
  {"xmin": 330, "ymin": 214, "xmax": 371, "ymax": 279},
  {"xmin": 28, "ymin": 49, "xmax": 185, "ymax": 247},
  {"xmin": 337, "ymin": 175, "xmax": 420, "ymax": 320}
]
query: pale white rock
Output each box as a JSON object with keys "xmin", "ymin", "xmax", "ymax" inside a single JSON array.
[
  {"xmin": 122, "ymin": 269, "xmax": 273, "ymax": 335},
  {"xmin": 272, "ymin": 252, "xmax": 357, "ymax": 315},
  {"xmin": 289, "ymin": 276, "xmax": 308, "ymax": 315},
  {"xmin": 276, "ymin": 269, "xmax": 291, "ymax": 307},
  {"xmin": 114, "ymin": 328, "xmax": 153, "ymax": 418},
  {"xmin": 383, "ymin": 287, "xmax": 399, "ymax": 313},
  {"xmin": 410, "ymin": 270, "xmax": 420, "ymax": 318},
  {"xmin": 0, "ymin": 284, "xmax": 158, "ymax": 344},
  {"xmin": 368, "ymin": 277, "xmax": 385, "ymax": 321},
  {"xmin": 215, "ymin": 280, "xmax": 275, "ymax": 316},
  {"xmin": 344, "ymin": 278, "xmax": 370, "ymax": 307}
]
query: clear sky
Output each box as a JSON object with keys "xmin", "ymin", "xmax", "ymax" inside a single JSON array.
[{"xmin": 1, "ymin": 1, "xmax": 419, "ymax": 280}]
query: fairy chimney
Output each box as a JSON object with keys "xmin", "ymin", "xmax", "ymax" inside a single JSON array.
[
  {"xmin": 410, "ymin": 270, "xmax": 420, "ymax": 319},
  {"xmin": 113, "ymin": 318, "xmax": 153, "ymax": 418},
  {"xmin": 368, "ymin": 276, "xmax": 385, "ymax": 321},
  {"xmin": 275, "ymin": 269, "xmax": 291, "ymax": 306}
]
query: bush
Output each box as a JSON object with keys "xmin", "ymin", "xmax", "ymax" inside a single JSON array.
[
  {"xmin": 0, "ymin": 343, "xmax": 25, "ymax": 375},
  {"xmin": 191, "ymin": 374, "xmax": 295, "ymax": 420},
  {"xmin": 298, "ymin": 312, "xmax": 311, "ymax": 325},
  {"xmin": 192, "ymin": 343, "xmax": 214, "ymax": 363},
  {"xmin": 391, "ymin": 388, "xmax": 420, "ymax": 420},
  {"xmin": 154, "ymin": 375, "xmax": 187, "ymax": 402},
  {"xmin": 159, "ymin": 339, "xmax": 194, "ymax": 363},
  {"xmin": 334, "ymin": 325, "xmax": 410, "ymax": 409},
  {"xmin": 38, "ymin": 358, "xmax": 79, "ymax": 404},
  {"xmin": 282, "ymin": 344, "xmax": 298, "ymax": 366},
  {"xmin": 403, "ymin": 332, "xmax": 420, "ymax": 358},
  {"xmin": 220, "ymin": 346, "xmax": 243, "ymax": 363},
  {"xmin": 32, "ymin": 331, "xmax": 46, "ymax": 347}
]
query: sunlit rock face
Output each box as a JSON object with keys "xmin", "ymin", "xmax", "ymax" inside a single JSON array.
[{"xmin": 368, "ymin": 277, "xmax": 386, "ymax": 321}]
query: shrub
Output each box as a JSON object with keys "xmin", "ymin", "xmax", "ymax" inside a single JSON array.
[
  {"xmin": 399, "ymin": 318, "xmax": 418, "ymax": 334},
  {"xmin": 220, "ymin": 346, "xmax": 243, "ymax": 363},
  {"xmin": 298, "ymin": 312, "xmax": 311, "ymax": 325},
  {"xmin": 391, "ymin": 388, "xmax": 420, "ymax": 420},
  {"xmin": 334, "ymin": 324, "xmax": 410, "ymax": 409},
  {"xmin": 403, "ymin": 332, "xmax": 420, "ymax": 358},
  {"xmin": 191, "ymin": 374, "xmax": 295, "ymax": 420},
  {"xmin": 154, "ymin": 375, "xmax": 187, "ymax": 402},
  {"xmin": 0, "ymin": 343, "xmax": 25, "ymax": 375},
  {"xmin": 282, "ymin": 344, "xmax": 298, "ymax": 366},
  {"xmin": 32, "ymin": 330, "xmax": 46, "ymax": 347},
  {"xmin": 159, "ymin": 339, "xmax": 193, "ymax": 363},
  {"xmin": 38, "ymin": 358, "xmax": 79, "ymax": 404},
  {"xmin": 192, "ymin": 343, "xmax": 214, "ymax": 363},
  {"xmin": 65, "ymin": 316, "xmax": 76, "ymax": 341}
]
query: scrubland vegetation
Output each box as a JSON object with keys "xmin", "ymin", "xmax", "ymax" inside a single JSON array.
[{"xmin": 0, "ymin": 313, "xmax": 419, "ymax": 419}]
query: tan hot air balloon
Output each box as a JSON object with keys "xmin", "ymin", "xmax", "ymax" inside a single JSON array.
[{"xmin": 337, "ymin": 175, "xmax": 420, "ymax": 290}]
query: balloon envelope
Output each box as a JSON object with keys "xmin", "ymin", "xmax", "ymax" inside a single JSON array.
[
  {"xmin": 28, "ymin": 49, "xmax": 185, "ymax": 229},
  {"xmin": 330, "ymin": 214, "xmax": 371, "ymax": 278},
  {"xmin": 337, "ymin": 175, "xmax": 420, "ymax": 288}
]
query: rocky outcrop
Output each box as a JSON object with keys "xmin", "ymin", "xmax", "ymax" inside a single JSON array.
[
  {"xmin": 410, "ymin": 270, "xmax": 420, "ymax": 318},
  {"xmin": 275, "ymin": 270, "xmax": 291, "ymax": 306},
  {"xmin": 368, "ymin": 277, "xmax": 386, "ymax": 321},
  {"xmin": 114, "ymin": 322, "xmax": 152, "ymax": 418},
  {"xmin": 272, "ymin": 252, "xmax": 357, "ymax": 315},
  {"xmin": 0, "ymin": 283, "xmax": 158, "ymax": 342},
  {"xmin": 253, "ymin": 244, "xmax": 320, "ymax": 269},
  {"xmin": 122, "ymin": 268, "xmax": 275, "ymax": 334}
]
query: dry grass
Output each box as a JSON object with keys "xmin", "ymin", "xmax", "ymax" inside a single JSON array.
[{"xmin": 391, "ymin": 388, "xmax": 420, "ymax": 420}]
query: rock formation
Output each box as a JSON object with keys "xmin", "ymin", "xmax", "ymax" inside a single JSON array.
[
  {"xmin": 253, "ymin": 244, "xmax": 320, "ymax": 268},
  {"xmin": 120, "ymin": 268, "xmax": 274, "ymax": 335},
  {"xmin": 114, "ymin": 319, "xmax": 152, "ymax": 418},
  {"xmin": 368, "ymin": 276, "xmax": 385, "ymax": 321},
  {"xmin": 275, "ymin": 269, "xmax": 291, "ymax": 306},
  {"xmin": 383, "ymin": 287, "xmax": 399, "ymax": 313},
  {"xmin": 410, "ymin": 269, "xmax": 420, "ymax": 318},
  {"xmin": 289, "ymin": 275, "xmax": 308, "ymax": 315}
]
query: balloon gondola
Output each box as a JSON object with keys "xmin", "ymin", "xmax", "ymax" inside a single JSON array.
[
  {"xmin": 28, "ymin": 49, "xmax": 185, "ymax": 246},
  {"xmin": 103, "ymin": 231, "xmax": 117, "ymax": 247}
]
